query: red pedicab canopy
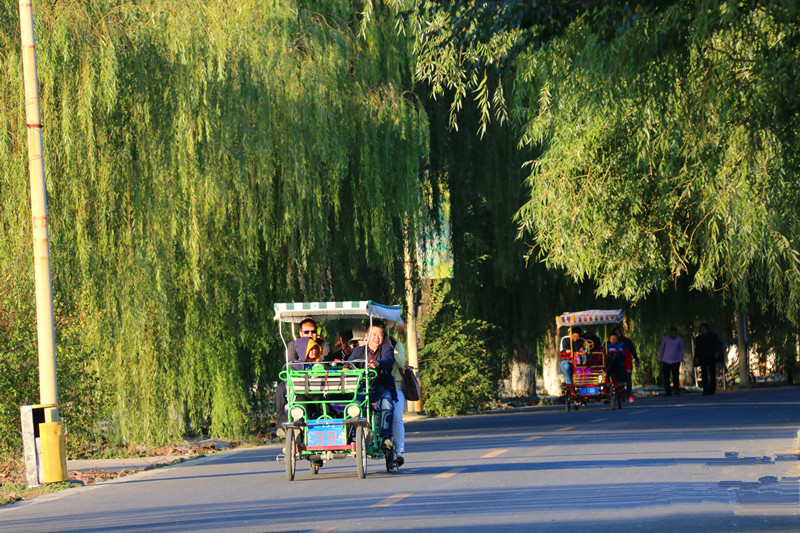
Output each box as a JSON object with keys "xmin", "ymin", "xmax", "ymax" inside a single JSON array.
[{"xmin": 556, "ymin": 309, "xmax": 624, "ymax": 329}]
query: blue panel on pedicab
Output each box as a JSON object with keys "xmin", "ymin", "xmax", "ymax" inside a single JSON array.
[
  {"xmin": 307, "ymin": 419, "xmax": 346, "ymax": 447},
  {"xmin": 579, "ymin": 386, "xmax": 599, "ymax": 396}
]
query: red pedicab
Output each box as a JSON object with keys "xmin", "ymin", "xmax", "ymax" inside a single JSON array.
[{"xmin": 557, "ymin": 310, "xmax": 625, "ymax": 411}]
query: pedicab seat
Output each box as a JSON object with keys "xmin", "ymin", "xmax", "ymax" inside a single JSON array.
[
  {"xmin": 574, "ymin": 366, "xmax": 605, "ymax": 385},
  {"xmin": 290, "ymin": 373, "xmax": 361, "ymax": 395}
]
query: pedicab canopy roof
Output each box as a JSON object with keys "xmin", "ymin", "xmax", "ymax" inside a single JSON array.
[
  {"xmin": 556, "ymin": 309, "xmax": 624, "ymax": 328},
  {"xmin": 273, "ymin": 301, "xmax": 404, "ymax": 325}
]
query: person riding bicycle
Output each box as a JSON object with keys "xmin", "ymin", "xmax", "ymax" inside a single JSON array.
[{"xmin": 602, "ymin": 332, "xmax": 626, "ymax": 385}]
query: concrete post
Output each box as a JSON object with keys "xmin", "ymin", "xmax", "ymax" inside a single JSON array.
[{"xmin": 20, "ymin": 405, "xmax": 40, "ymax": 487}]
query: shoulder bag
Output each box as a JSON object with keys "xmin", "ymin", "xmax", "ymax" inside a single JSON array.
[{"xmin": 401, "ymin": 365, "xmax": 420, "ymax": 402}]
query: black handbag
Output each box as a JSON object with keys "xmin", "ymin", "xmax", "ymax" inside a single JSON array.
[{"xmin": 401, "ymin": 366, "xmax": 420, "ymax": 402}]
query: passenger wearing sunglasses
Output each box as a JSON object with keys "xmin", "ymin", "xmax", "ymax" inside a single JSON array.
[
  {"xmin": 286, "ymin": 318, "xmax": 331, "ymax": 363},
  {"xmin": 275, "ymin": 318, "xmax": 332, "ymax": 434}
]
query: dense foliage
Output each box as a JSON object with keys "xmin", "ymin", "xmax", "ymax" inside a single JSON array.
[
  {"xmin": 2, "ymin": 1, "xmax": 796, "ymax": 455},
  {"xmin": 0, "ymin": 0, "xmax": 427, "ymax": 451},
  {"xmin": 395, "ymin": 0, "xmax": 800, "ymax": 319},
  {"xmin": 418, "ymin": 280, "xmax": 497, "ymax": 416}
]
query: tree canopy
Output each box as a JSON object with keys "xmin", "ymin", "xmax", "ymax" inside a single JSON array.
[
  {"xmin": 394, "ymin": 0, "xmax": 800, "ymax": 318},
  {"xmin": 0, "ymin": 0, "xmax": 427, "ymax": 448}
]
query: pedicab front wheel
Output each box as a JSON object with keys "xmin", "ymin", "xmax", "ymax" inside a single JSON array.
[
  {"xmin": 285, "ymin": 429, "xmax": 297, "ymax": 481},
  {"xmin": 355, "ymin": 426, "xmax": 367, "ymax": 479}
]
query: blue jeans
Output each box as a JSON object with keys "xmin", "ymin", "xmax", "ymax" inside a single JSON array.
[
  {"xmin": 370, "ymin": 385, "xmax": 394, "ymax": 439},
  {"xmin": 560, "ymin": 359, "xmax": 573, "ymax": 385},
  {"xmin": 392, "ymin": 388, "xmax": 405, "ymax": 453}
]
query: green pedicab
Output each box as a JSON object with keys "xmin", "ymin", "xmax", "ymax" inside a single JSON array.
[{"xmin": 274, "ymin": 301, "xmax": 402, "ymax": 480}]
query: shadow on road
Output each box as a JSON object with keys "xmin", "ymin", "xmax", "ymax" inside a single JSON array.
[{"xmin": 2, "ymin": 480, "xmax": 797, "ymax": 532}]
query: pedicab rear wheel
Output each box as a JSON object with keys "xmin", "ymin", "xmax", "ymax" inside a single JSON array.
[
  {"xmin": 565, "ymin": 396, "xmax": 571, "ymax": 412},
  {"xmin": 355, "ymin": 426, "xmax": 367, "ymax": 479},
  {"xmin": 285, "ymin": 429, "xmax": 297, "ymax": 481}
]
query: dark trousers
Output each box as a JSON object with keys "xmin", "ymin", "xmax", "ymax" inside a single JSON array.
[
  {"xmin": 370, "ymin": 385, "xmax": 394, "ymax": 439},
  {"xmin": 661, "ymin": 362, "xmax": 680, "ymax": 395},
  {"xmin": 699, "ymin": 362, "xmax": 717, "ymax": 395},
  {"xmin": 276, "ymin": 381, "xmax": 288, "ymax": 425},
  {"xmin": 275, "ymin": 381, "xmax": 318, "ymax": 425},
  {"xmin": 607, "ymin": 357, "xmax": 624, "ymax": 384}
]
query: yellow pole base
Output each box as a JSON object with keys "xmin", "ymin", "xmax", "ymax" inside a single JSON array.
[{"xmin": 39, "ymin": 421, "xmax": 68, "ymax": 483}]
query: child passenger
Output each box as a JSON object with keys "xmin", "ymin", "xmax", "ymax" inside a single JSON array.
[{"xmin": 602, "ymin": 333, "xmax": 625, "ymax": 383}]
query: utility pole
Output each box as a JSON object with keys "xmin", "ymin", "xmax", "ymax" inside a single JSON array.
[
  {"xmin": 404, "ymin": 221, "xmax": 421, "ymax": 413},
  {"xmin": 19, "ymin": 0, "xmax": 67, "ymax": 482}
]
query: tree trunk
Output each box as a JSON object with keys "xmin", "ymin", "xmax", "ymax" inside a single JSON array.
[
  {"xmin": 736, "ymin": 310, "xmax": 749, "ymax": 387},
  {"xmin": 542, "ymin": 352, "xmax": 561, "ymax": 397},
  {"xmin": 680, "ymin": 349, "xmax": 694, "ymax": 387},
  {"xmin": 542, "ymin": 331, "xmax": 561, "ymax": 397},
  {"xmin": 510, "ymin": 344, "xmax": 534, "ymax": 397}
]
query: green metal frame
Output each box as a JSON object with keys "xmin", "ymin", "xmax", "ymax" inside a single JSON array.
[
  {"xmin": 281, "ymin": 365, "xmax": 387, "ymax": 459},
  {"xmin": 275, "ymin": 300, "xmax": 404, "ymax": 477}
]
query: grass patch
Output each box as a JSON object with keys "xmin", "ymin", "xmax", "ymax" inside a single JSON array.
[
  {"xmin": 0, "ymin": 480, "xmax": 75, "ymax": 506},
  {"xmin": 0, "ymin": 435, "xmax": 273, "ymax": 507}
]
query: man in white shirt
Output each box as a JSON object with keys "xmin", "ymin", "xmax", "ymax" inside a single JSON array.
[{"xmin": 658, "ymin": 327, "xmax": 684, "ymax": 396}]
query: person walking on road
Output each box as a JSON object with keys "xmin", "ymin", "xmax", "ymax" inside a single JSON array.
[
  {"xmin": 694, "ymin": 323, "xmax": 724, "ymax": 396},
  {"xmin": 658, "ymin": 327, "xmax": 684, "ymax": 396}
]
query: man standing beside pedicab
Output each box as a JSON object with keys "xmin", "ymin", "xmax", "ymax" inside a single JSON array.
[{"xmin": 347, "ymin": 323, "xmax": 396, "ymax": 452}]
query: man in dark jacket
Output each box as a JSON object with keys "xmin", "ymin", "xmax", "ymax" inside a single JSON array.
[
  {"xmin": 694, "ymin": 323, "xmax": 723, "ymax": 396},
  {"xmin": 347, "ymin": 322, "xmax": 396, "ymax": 449}
]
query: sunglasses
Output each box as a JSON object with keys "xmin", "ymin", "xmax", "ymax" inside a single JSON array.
[{"xmin": 301, "ymin": 329, "xmax": 317, "ymax": 335}]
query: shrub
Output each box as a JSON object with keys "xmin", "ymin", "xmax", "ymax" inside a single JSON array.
[{"xmin": 419, "ymin": 281, "xmax": 497, "ymax": 417}]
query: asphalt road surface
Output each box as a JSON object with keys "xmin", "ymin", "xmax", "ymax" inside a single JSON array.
[{"xmin": 1, "ymin": 387, "xmax": 798, "ymax": 532}]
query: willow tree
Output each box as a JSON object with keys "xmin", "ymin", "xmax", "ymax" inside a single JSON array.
[
  {"xmin": 364, "ymin": 0, "xmax": 800, "ymax": 392},
  {"xmin": 0, "ymin": 0, "xmax": 427, "ymax": 448},
  {"xmin": 399, "ymin": 0, "xmax": 800, "ymax": 318}
]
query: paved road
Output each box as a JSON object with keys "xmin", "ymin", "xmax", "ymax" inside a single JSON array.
[{"xmin": 1, "ymin": 387, "xmax": 798, "ymax": 532}]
